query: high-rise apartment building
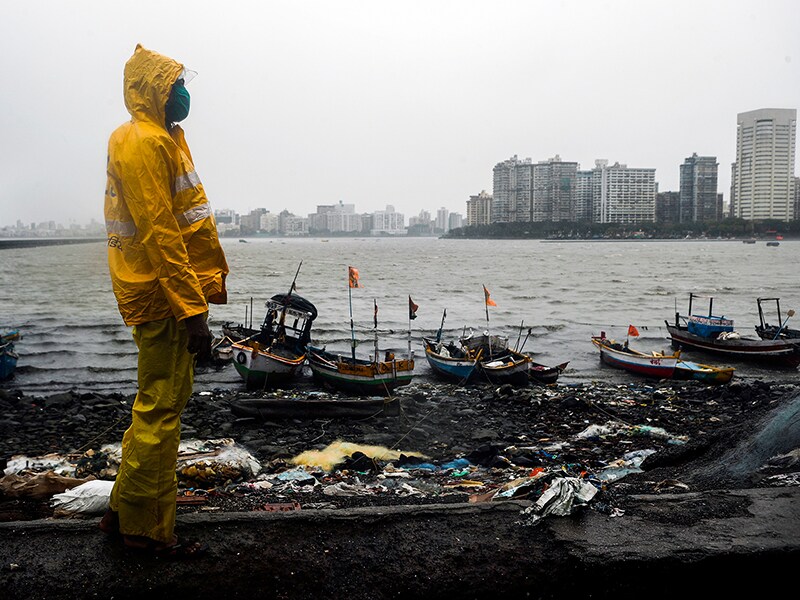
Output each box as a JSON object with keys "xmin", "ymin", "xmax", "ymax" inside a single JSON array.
[
  {"xmin": 592, "ymin": 160, "xmax": 657, "ymax": 224},
  {"xmin": 436, "ymin": 207, "xmax": 450, "ymax": 232},
  {"xmin": 492, "ymin": 155, "xmax": 532, "ymax": 223},
  {"xmin": 732, "ymin": 108, "xmax": 796, "ymax": 221},
  {"xmin": 679, "ymin": 154, "xmax": 720, "ymax": 222},
  {"xmin": 575, "ymin": 171, "xmax": 594, "ymax": 221},
  {"xmin": 655, "ymin": 191, "xmax": 680, "ymax": 223},
  {"xmin": 532, "ymin": 156, "xmax": 578, "ymax": 222},
  {"xmin": 466, "ymin": 191, "xmax": 492, "ymax": 226},
  {"xmin": 492, "ymin": 155, "xmax": 577, "ymax": 222}
]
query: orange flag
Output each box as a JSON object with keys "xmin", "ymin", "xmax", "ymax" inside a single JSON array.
[
  {"xmin": 628, "ymin": 324, "xmax": 640, "ymax": 337},
  {"xmin": 348, "ymin": 266, "xmax": 362, "ymax": 288},
  {"xmin": 483, "ymin": 285, "xmax": 497, "ymax": 307}
]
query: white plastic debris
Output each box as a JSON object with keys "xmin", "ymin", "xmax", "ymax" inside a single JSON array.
[
  {"xmin": 51, "ymin": 480, "xmax": 115, "ymax": 515},
  {"xmin": 519, "ymin": 477, "xmax": 598, "ymax": 525}
]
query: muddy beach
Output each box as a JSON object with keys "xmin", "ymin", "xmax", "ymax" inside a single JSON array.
[{"xmin": 2, "ymin": 376, "xmax": 799, "ymax": 513}]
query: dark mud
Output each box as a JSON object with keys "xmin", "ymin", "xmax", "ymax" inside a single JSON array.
[{"xmin": 2, "ymin": 378, "xmax": 799, "ymax": 519}]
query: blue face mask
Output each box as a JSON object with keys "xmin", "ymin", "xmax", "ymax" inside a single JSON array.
[{"xmin": 165, "ymin": 80, "xmax": 190, "ymax": 124}]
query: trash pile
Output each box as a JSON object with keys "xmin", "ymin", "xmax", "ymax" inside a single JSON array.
[{"xmin": 2, "ymin": 379, "xmax": 798, "ymax": 523}]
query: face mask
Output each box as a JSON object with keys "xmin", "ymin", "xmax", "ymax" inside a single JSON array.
[{"xmin": 165, "ymin": 80, "xmax": 190, "ymax": 124}]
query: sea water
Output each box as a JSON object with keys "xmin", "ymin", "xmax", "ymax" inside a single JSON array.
[{"xmin": 1, "ymin": 237, "xmax": 798, "ymax": 395}]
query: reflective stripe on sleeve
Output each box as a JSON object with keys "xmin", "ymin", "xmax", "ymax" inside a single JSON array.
[
  {"xmin": 173, "ymin": 170, "xmax": 201, "ymax": 194},
  {"xmin": 181, "ymin": 202, "xmax": 211, "ymax": 225}
]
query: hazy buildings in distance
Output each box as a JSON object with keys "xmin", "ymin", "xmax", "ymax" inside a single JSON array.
[
  {"xmin": 466, "ymin": 191, "xmax": 492, "ymax": 226},
  {"xmin": 731, "ymin": 108, "xmax": 797, "ymax": 222}
]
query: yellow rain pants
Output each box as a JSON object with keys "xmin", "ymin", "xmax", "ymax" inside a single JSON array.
[{"xmin": 109, "ymin": 316, "xmax": 195, "ymax": 543}]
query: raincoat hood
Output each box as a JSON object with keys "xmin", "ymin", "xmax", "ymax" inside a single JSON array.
[{"xmin": 123, "ymin": 44, "xmax": 184, "ymax": 126}]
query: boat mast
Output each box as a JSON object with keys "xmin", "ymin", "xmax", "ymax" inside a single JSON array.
[
  {"xmin": 348, "ymin": 268, "xmax": 357, "ymax": 362},
  {"xmin": 373, "ymin": 299, "xmax": 379, "ymax": 363},
  {"xmin": 276, "ymin": 261, "xmax": 303, "ymax": 343}
]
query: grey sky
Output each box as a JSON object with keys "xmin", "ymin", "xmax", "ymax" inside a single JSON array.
[{"xmin": 1, "ymin": 0, "xmax": 798, "ymax": 227}]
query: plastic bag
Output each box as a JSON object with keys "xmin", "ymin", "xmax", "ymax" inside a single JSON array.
[{"xmin": 51, "ymin": 479, "xmax": 115, "ymax": 516}]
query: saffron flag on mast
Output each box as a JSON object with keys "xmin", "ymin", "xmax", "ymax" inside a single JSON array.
[
  {"xmin": 348, "ymin": 266, "xmax": 362, "ymax": 288},
  {"xmin": 408, "ymin": 296, "xmax": 419, "ymax": 320},
  {"xmin": 628, "ymin": 324, "xmax": 640, "ymax": 337},
  {"xmin": 483, "ymin": 285, "xmax": 497, "ymax": 307}
]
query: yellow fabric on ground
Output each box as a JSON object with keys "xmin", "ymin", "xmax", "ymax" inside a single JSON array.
[
  {"xmin": 291, "ymin": 440, "xmax": 426, "ymax": 472},
  {"xmin": 109, "ymin": 316, "xmax": 193, "ymax": 543}
]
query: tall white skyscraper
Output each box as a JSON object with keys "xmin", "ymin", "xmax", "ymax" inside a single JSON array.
[{"xmin": 732, "ymin": 108, "xmax": 796, "ymax": 221}]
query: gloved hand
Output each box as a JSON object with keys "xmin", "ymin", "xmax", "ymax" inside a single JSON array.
[{"xmin": 184, "ymin": 313, "xmax": 212, "ymax": 362}]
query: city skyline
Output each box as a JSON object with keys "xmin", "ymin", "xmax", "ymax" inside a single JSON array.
[{"xmin": 1, "ymin": 2, "xmax": 798, "ymax": 227}]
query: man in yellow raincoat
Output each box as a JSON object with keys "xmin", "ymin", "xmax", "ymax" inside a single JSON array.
[{"xmin": 100, "ymin": 44, "xmax": 229, "ymax": 557}]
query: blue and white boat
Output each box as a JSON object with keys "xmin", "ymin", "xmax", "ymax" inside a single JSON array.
[{"xmin": 423, "ymin": 337, "xmax": 479, "ymax": 383}]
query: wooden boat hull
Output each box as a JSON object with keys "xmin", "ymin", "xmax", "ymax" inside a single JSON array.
[
  {"xmin": 674, "ymin": 360, "xmax": 735, "ymax": 385},
  {"xmin": 307, "ymin": 346, "xmax": 414, "ymax": 396},
  {"xmin": 231, "ymin": 341, "xmax": 306, "ymax": 388},
  {"xmin": 666, "ymin": 324, "xmax": 800, "ymax": 368},
  {"xmin": 477, "ymin": 349, "xmax": 532, "ymax": 386},
  {"xmin": 529, "ymin": 361, "xmax": 569, "ymax": 385},
  {"xmin": 592, "ymin": 337, "xmax": 678, "ymax": 378},
  {"xmin": 423, "ymin": 339, "xmax": 477, "ymax": 383}
]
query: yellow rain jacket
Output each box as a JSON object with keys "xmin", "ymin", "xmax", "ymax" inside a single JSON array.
[{"xmin": 105, "ymin": 44, "xmax": 228, "ymax": 325}]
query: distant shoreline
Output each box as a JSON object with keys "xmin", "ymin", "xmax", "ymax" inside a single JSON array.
[{"xmin": 0, "ymin": 238, "xmax": 105, "ymax": 250}]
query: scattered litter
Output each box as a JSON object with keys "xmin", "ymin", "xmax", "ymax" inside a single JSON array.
[
  {"xmin": 653, "ymin": 479, "xmax": 691, "ymax": 493},
  {"xmin": 256, "ymin": 501, "xmax": 301, "ymax": 512},
  {"xmin": 51, "ymin": 480, "xmax": 115, "ymax": 516},
  {"xmin": 0, "ymin": 471, "xmax": 94, "ymax": 500},
  {"xmin": 598, "ymin": 449, "xmax": 657, "ymax": 482},
  {"xmin": 291, "ymin": 440, "xmax": 425, "ymax": 472},
  {"xmin": 575, "ymin": 421, "xmax": 687, "ymax": 445},
  {"xmin": 518, "ymin": 477, "xmax": 599, "ymax": 526}
]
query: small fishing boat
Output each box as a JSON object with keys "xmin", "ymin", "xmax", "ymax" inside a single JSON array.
[
  {"xmin": 227, "ymin": 292, "xmax": 317, "ymax": 388},
  {"xmin": 742, "ymin": 239, "xmax": 756, "ymax": 244},
  {"xmin": 528, "ymin": 361, "xmax": 569, "ymax": 385},
  {"xmin": 591, "ymin": 333, "xmax": 679, "ymax": 379},
  {"xmin": 665, "ymin": 294, "xmax": 800, "ymax": 368},
  {"xmin": 423, "ymin": 337, "xmax": 480, "ymax": 383},
  {"xmin": 306, "ymin": 266, "xmax": 415, "ymax": 396},
  {"xmin": 755, "ymin": 297, "xmax": 799, "ymax": 340},
  {"xmin": 306, "ymin": 346, "xmax": 414, "ymax": 396},
  {"xmin": 460, "ymin": 332, "xmax": 532, "ymax": 386},
  {"xmin": 766, "ymin": 241, "xmax": 780, "ymax": 247},
  {"xmin": 673, "ymin": 360, "xmax": 735, "ymax": 385},
  {"xmin": 222, "ymin": 263, "xmax": 318, "ymax": 388},
  {"xmin": 0, "ymin": 330, "xmax": 20, "ymax": 380}
]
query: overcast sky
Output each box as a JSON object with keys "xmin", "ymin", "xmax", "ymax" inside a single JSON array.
[{"xmin": 1, "ymin": 0, "xmax": 798, "ymax": 227}]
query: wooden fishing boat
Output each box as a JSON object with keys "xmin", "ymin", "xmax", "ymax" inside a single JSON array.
[
  {"xmin": 228, "ymin": 292, "xmax": 317, "ymax": 388},
  {"xmin": 528, "ymin": 361, "xmax": 569, "ymax": 385},
  {"xmin": 306, "ymin": 346, "xmax": 414, "ymax": 396},
  {"xmin": 673, "ymin": 360, "xmax": 735, "ymax": 385},
  {"xmin": 423, "ymin": 337, "xmax": 479, "ymax": 383},
  {"xmin": 0, "ymin": 330, "xmax": 20, "ymax": 380},
  {"xmin": 755, "ymin": 297, "xmax": 799, "ymax": 340},
  {"xmin": 306, "ymin": 266, "xmax": 415, "ymax": 396},
  {"xmin": 591, "ymin": 334, "xmax": 679, "ymax": 378},
  {"xmin": 666, "ymin": 294, "xmax": 800, "ymax": 368},
  {"xmin": 460, "ymin": 333, "xmax": 532, "ymax": 386}
]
